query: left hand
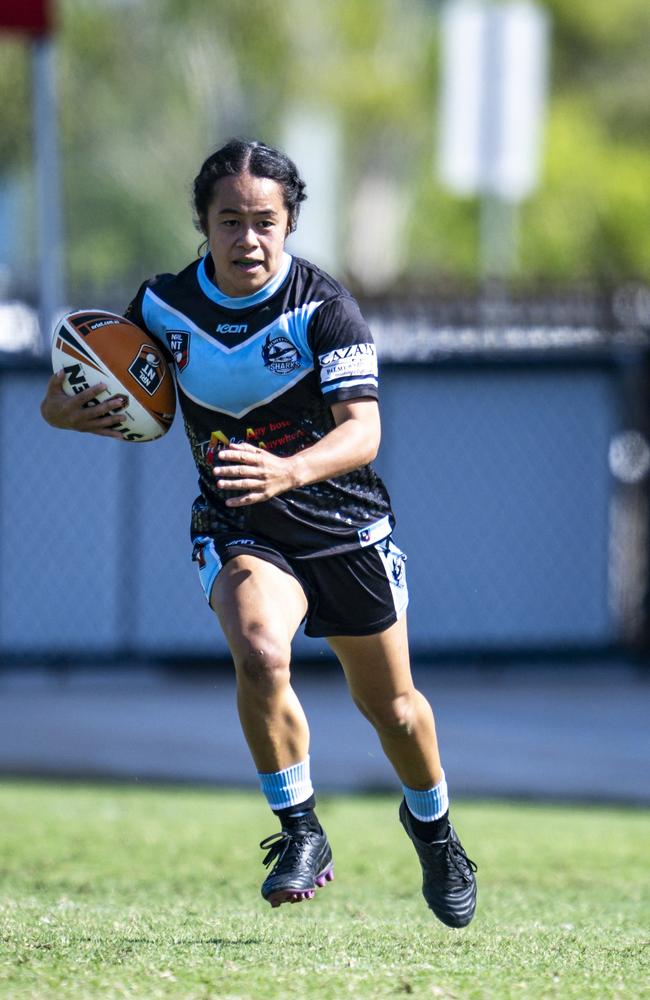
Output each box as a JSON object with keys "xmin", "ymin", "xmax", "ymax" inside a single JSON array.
[{"xmin": 212, "ymin": 442, "xmax": 297, "ymax": 506}]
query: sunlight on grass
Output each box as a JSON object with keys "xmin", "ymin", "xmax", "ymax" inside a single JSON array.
[{"xmin": 0, "ymin": 782, "xmax": 647, "ymax": 999}]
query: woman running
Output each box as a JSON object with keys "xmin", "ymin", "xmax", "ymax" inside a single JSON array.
[{"xmin": 40, "ymin": 138, "xmax": 477, "ymax": 926}]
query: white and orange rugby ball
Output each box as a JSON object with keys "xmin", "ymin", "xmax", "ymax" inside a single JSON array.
[{"xmin": 51, "ymin": 310, "xmax": 176, "ymax": 442}]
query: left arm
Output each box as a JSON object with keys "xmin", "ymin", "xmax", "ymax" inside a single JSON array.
[{"xmin": 212, "ymin": 399, "xmax": 380, "ymax": 507}]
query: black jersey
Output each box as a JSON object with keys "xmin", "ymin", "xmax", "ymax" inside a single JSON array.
[{"xmin": 125, "ymin": 252, "xmax": 394, "ymax": 557}]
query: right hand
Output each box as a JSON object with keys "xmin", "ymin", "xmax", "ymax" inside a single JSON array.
[{"xmin": 40, "ymin": 370, "xmax": 129, "ymax": 439}]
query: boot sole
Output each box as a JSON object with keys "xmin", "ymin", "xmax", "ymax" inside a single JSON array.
[{"xmin": 265, "ymin": 864, "xmax": 334, "ymax": 908}]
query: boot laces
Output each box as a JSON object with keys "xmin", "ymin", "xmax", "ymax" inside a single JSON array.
[
  {"xmin": 259, "ymin": 828, "xmax": 316, "ymax": 871},
  {"xmin": 443, "ymin": 837, "xmax": 478, "ymax": 882},
  {"xmin": 259, "ymin": 831, "xmax": 292, "ymax": 869}
]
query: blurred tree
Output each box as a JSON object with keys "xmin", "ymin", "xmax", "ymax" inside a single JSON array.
[
  {"xmin": 0, "ymin": 0, "xmax": 648, "ymax": 298},
  {"xmin": 0, "ymin": 39, "xmax": 30, "ymax": 169},
  {"xmin": 518, "ymin": 0, "xmax": 650, "ymax": 283}
]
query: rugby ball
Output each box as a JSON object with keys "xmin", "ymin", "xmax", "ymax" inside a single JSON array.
[{"xmin": 51, "ymin": 310, "xmax": 176, "ymax": 442}]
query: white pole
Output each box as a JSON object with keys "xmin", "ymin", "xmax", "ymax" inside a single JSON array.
[
  {"xmin": 478, "ymin": 6, "xmax": 513, "ymax": 279},
  {"xmin": 479, "ymin": 192, "xmax": 518, "ymax": 281},
  {"xmin": 283, "ymin": 106, "xmax": 341, "ymax": 275},
  {"xmin": 32, "ymin": 35, "xmax": 65, "ymax": 348},
  {"xmin": 438, "ymin": 1, "xmax": 550, "ymax": 280}
]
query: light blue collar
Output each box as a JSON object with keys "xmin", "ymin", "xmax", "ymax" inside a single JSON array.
[{"xmin": 197, "ymin": 251, "xmax": 293, "ymax": 311}]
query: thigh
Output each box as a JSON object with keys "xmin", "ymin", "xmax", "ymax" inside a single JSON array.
[
  {"xmin": 327, "ymin": 615, "xmax": 416, "ymax": 706},
  {"xmin": 211, "ymin": 554, "xmax": 309, "ymax": 659}
]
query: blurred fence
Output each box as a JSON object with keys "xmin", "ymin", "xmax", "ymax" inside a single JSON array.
[{"xmin": 2, "ymin": 297, "xmax": 650, "ymax": 664}]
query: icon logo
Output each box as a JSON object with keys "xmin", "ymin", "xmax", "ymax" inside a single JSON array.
[
  {"xmin": 217, "ymin": 323, "xmax": 248, "ymax": 334},
  {"xmin": 128, "ymin": 344, "xmax": 166, "ymax": 395},
  {"xmin": 262, "ymin": 333, "xmax": 301, "ymax": 375},
  {"xmin": 167, "ymin": 330, "xmax": 190, "ymax": 371}
]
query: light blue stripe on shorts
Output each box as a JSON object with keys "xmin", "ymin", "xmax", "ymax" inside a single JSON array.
[{"xmin": 193, "ymin": 536, "xmax": 222, "ymax": 605}]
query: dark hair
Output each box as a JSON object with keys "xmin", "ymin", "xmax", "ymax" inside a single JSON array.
[{"xmin": 193, "ymin": 138, "xmax": 307, "ymax": 236}]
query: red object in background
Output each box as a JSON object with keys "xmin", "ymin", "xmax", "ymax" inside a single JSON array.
[{"xmin": 0, "ymin": 0, "xmax": 52, "ymax": 36}]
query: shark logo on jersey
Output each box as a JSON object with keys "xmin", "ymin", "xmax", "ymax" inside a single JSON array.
[
  {"xmin": 167, "ymin": 330, "xmax": 190, "ymax": 371},
  {"xmin": 262, "ymin": 333, "xmax": 301, "ymax": 375},
  {"xmin": 128, "ymin": 344, "xmax": 166, "ymax": 395}
]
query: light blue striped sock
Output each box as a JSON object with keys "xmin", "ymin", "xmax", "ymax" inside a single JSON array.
[
  {"xmin": 258, "ymin": 756, "xmax": 314, "ymax": 811},
  {"xmin": 402, "ymin": 771, "xmax": 449, "ymax": 821}
]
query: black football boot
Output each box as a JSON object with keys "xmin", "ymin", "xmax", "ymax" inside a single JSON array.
[{"xmin": 399, "ymin": 800, "xmax": 477, "ymax": 927}]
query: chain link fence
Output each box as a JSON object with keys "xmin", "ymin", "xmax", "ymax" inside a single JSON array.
[{"xmin": 2, "ymin": 291, "xmax": 649, "ymax": 664}]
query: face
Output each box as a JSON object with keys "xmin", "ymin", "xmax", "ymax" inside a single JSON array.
[{"xmin": 204, "ymin": 172, "xmax": 291, "ymax": 298}]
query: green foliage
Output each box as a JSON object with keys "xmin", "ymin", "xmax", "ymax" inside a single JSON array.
[
  {"xmin": 0, "ymin": 39, "xmax": 31, "ymax": 170},
  {"xmin": 0, "ymin": 782, "xmax": 648, "ymax": 999},
  {"xmin": 0, "ymin": 0, "xmax": 648, "ymax": 293}
]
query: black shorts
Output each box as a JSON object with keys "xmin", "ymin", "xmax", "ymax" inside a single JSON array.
[{"xmin": 191, "ymin": 532, "xmax": 409, "ymax": 638}]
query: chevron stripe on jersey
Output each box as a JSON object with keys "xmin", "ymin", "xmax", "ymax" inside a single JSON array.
[
  {"xmin": 142, "ymin": 286, "xmax": 321, "ymax": 419},
  {"xmin": 124, "ymin": 254, "xmax": 393, "ymax": 554}
]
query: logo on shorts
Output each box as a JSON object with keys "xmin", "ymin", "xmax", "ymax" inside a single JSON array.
[
  {"xmin": 167, "ymin": 330, "xmax": 190, "ymax": 371},
  {"xmin": 128, "ymin": 344, "xmax": 166, "ymax": 395},
  {"xmin": 192, "ymin": 539, "xmax": 207, "ymax": 568},
  {"xmin": 262, "ymin": 333, "xmax": 301, "ymax": 375},
  {"xmin": 391, "ymin": 556, "xmax": 405, "ymax": 588}
]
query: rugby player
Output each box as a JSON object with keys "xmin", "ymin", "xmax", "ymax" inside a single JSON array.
[{"xmin": 41, "ymin": 139, "xmax": 477, "ymax": 926}]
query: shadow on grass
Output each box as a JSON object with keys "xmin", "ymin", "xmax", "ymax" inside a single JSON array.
[{"xmin": 106, "ymin": 937, "xmax": 264, "ymax": 947}]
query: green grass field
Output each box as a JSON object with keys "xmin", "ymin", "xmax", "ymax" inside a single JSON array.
[{"xmin": 0, "ymin": 782, "xmax": 647, "ymax": 1000}]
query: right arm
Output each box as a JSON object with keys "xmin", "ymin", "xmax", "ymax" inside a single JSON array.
[{"xmin": 40, "ymin": 369, "xmax": 128, "ymax": 439}]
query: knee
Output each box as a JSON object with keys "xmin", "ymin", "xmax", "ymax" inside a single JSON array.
[
  {"xmin": 233, "ymin": 634, "xmax": 291, "ymax": 696},
  {"xmin": 354, "ymin": 691, "xmax": 416, "ymax": 738}
]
